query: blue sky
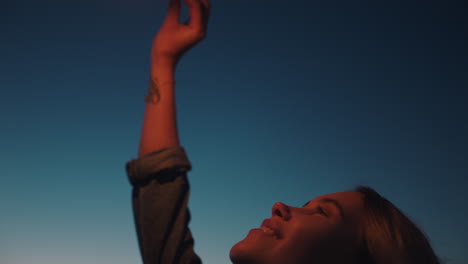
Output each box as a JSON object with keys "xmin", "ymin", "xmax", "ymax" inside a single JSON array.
[{"xmin": 1, "ymin": 0, "xmax": 467, "ymax": 263}]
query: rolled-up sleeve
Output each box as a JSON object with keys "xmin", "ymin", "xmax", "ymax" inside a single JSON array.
[{"xmin": 126, "ymin": 146, "xmax": 202, "ymax": 264}]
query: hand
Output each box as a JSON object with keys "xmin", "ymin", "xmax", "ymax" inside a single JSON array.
[{"xmin": 152, "ymin": 0, "xmax": 211, "ymax": 65}]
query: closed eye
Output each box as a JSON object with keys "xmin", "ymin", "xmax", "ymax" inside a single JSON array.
[
  {"xmin": 302, "ymin": 202, "xmax": 328, "ymax": 217},
  {"xmin": 303, "ymin": 198, "xmax": 344, "ymax": 219},
  {"xmin": 318, "ymin": 206, "xmax": 328, "ymax": 216}
]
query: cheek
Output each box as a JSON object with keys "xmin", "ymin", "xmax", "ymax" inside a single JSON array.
[
  {"xmin": 294, "ymin": 224, "xmax": 337, "ymax": 247},
  {"xmin": 279, "ymin": 221, "xmax": 349, "ymax": 260}
]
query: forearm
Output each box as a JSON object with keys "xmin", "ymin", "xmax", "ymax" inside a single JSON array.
[{"xmin": 138, "ymin": 57, "xmax": 180, "ymax": 157}]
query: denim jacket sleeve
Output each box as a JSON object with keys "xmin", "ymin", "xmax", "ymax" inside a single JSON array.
[{"xmin": 126, "ymin": 146, "xmax": 202, "ymax": 264}]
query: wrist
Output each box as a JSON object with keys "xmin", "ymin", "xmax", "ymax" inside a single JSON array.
[
  {"xmin": 152, "ymin": 54, "xmax": 179, "ymax": 67},
  {"xmin": 151, "ymin": 62, "xmax": 176, "ymax": 83}
]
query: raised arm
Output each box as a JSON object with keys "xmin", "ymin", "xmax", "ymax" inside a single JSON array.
[
  {"xmin": 139, "ymin": 0, "xmax": 211, "ymax": 157},
  {"xmin": 126, "ymin": 1, "xmax": 211, "ymax": 264}
]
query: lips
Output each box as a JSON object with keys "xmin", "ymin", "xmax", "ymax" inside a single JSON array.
[{"xmin": 261, "ymin": 219, "xmax": 282, "ymax": 239}]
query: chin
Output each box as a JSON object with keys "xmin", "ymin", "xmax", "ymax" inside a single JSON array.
[
  {"xmin": 229, "ymin": 240, "xmax": 248, "ymax": 264},
  {"xmin": 230, "ymin": 240, "xmax": 260, "ymax": 264},
  {"xmin": 230, "ymin": 239, "xmax": 274, "ymax": 264}
]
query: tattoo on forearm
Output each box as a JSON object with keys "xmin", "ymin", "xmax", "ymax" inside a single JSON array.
[{"xmin": 144, "ymin": 78, "xmax": 161, "ymax": 104}]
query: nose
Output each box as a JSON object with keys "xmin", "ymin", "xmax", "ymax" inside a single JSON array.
[{"xmin": 272, "ymin": 202, "xmax": 291, "ymax": 221}]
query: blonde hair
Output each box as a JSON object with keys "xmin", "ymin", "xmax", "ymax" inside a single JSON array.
[{"xmin": 354, "ymin": 186, "xmax": 442, "ymax": 264}]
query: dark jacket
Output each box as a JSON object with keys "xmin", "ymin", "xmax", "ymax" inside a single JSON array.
[{"xmin": 126, "ymin": 146, "xmax": 202, "ymax": 264}]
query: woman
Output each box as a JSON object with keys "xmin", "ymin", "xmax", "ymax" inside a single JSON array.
[{"xmin": 126, "ymin": 0, "xmax": 442, "ymax": 263}]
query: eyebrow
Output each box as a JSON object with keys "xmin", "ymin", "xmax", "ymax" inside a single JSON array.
[{"xmin": 303, "ymin": 198, "xmax": 345, "ymax": 218}]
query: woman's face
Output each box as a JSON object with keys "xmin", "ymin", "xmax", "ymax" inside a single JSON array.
[{"xmin": 230, "ymin": 191, "xmax": 366, "ymax": 264}]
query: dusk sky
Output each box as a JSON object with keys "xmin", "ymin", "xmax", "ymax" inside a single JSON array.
[{"xmin": 1, "ymin": 0, "xmax": 467, "ymax": 263}]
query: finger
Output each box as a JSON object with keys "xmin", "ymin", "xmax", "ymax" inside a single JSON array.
[
  {"xmin": 199, "ymin": 0, "xmax": 211, "ymax": 16},
  {"xmin": 200, "ymin": 0, "xmax": 211, "ymax": 8},
  {"xmin": 165, "ymin": 0, "xmax": 181, "ymax": 26},
  {"xmin": 199, "ymin": 0, "xmax": 211, "ymax": 26},
  {"xmin": 183, "ymin": 0, "xmax": 203, "ymax": 30}
]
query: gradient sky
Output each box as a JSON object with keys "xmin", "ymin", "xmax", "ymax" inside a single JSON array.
[{"xmin": 1, "ymin": 0, "xmax": 467, "ymax": 263}]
